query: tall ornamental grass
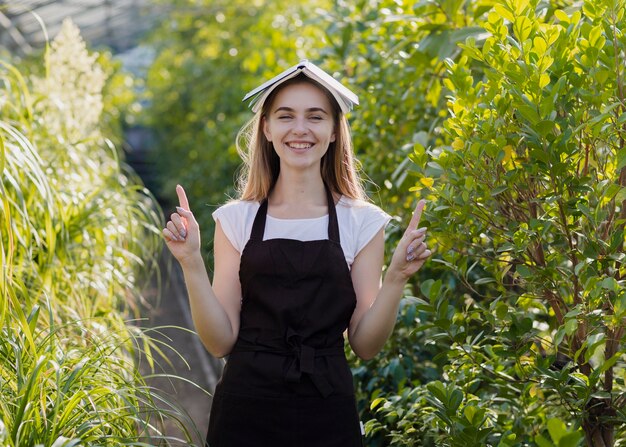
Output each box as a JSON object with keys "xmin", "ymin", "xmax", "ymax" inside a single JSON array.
[{"xmin": 1, "ymin": 19, "xmax": 198, "ymax": 446}]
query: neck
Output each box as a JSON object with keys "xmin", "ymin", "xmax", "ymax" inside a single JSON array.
[{"xmin": 271, "ymin": 170, "xmax": 326, "ymax": 206}]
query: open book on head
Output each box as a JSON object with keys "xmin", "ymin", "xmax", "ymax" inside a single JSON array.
[{"xmin": 242, "ymin": 59, "xmax": 359, "ymax": 114}]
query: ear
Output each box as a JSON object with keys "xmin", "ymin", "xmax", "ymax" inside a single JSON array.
[
  {"xmin": 330, "ymin": 128, "xmax": 336, "ymax": 143},
  {"xmin": 262, "ymin": 116, "xmax": 272, "ymax": 142}
]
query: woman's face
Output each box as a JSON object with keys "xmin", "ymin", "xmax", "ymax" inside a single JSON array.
[{"xmin": 262, "ymin": 82, "xmax": 336, "ymax": 172}]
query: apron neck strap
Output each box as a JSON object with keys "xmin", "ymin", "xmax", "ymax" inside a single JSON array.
[
  {"xmin": 250, "ymin": 199, "xmax": 268, "ymax": 241},
  {"xmin": 325, "ymin": 184, "xmax": 340, "ymax": 244}
]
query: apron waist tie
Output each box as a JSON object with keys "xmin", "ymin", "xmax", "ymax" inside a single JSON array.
[{"xmin": 232, "ymin": 329, "xmax": 344, "ymax": 398}]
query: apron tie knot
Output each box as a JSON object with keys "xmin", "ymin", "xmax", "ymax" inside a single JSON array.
[{"xmin": 284, "ymin": 328, "xmax": 333, "ymax": 398}]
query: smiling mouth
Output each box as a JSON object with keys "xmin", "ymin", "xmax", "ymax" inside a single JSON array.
[{"xmin": 286, "ymin": 142, "xmax": 314, "ymax": 149}]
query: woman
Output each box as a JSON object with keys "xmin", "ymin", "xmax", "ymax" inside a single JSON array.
[{"xmin": 162, "ymin": 60, "xmax": 431, "ymax": 447}]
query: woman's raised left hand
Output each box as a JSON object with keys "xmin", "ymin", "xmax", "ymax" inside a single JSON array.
[{"xmin": 388, "ymin": 199, "xmax": 432, "ymax": 281}]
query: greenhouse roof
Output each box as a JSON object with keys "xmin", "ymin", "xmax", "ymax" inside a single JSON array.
[{"xmin": 0, "ymin": 0, "xmax": 164, "ymax": 55}]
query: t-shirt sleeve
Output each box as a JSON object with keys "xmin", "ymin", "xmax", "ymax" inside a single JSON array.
[
  {"xmin": 212, "ymin": 201, "xmax": 249, "ymax": 253},
  {"xmin": 355, "ymin": 203, "xmax": 391, "ymax": 256}
]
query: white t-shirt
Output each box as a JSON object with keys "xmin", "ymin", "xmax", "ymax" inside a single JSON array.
[{"xmin": 212, "ymin": 196, "xmax": 391, "ymax": 268}]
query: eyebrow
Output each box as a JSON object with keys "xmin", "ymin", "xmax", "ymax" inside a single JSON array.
[{"xmin": 273, "ymin": 106, "xmax": 329, "ymax": 115}]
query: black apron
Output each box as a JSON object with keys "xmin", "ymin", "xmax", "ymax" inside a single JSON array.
[{"xmin": 206, "ymin": 185, "xmax": 363, "ymax": 447}]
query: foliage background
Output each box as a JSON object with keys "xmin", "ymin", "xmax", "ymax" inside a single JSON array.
[
  {"xmin": 1, "ymin": 20, "xmax": 199, "ymax": 446},
  {"xmin": 143, "ymin": 0, "xmax": 626, "ymax": 445},
  {"xmin": 5, "ymin": 0, "xmax": 623, "ymax": 444}
]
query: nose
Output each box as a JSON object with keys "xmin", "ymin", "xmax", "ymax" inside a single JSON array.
[{"xmin": 291, "ymin": 117, "xmax": 309, "ymax": 135}]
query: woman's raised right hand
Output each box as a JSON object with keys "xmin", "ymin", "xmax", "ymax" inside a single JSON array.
[{"xmin": 162, "ymin": 184, "xmax": 201, "ymax": 265}]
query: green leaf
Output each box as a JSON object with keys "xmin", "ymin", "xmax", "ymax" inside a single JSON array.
[
  {"xmin": 491, "ymin": 185, "xmax": 509, "ymax": 196},
  {"xmin": 564, "ymin": 307, "xmax": 583, "ymax": 318},
  {"xmin": 517, "ymin": 104, "xmax": 540, "ymax": 124},
  {"xmin": 427, "ymin": 380, "xmax": 447, "ymax": 402},
  {"xmin": 517, "ymin": 265, "xmax": 532, "ymax": 278},
  {"xmin": 554, "ymin": 9, "xmax": 570, "ymax": 24},
  {"xmin": 574, "ymin": 261, "xmax": 589, "ymax": 276},
  {"xmin": 533, "ymin": 36, "xmax": 548, "ymax": 55},
  {"xmin": 603, "ymin": 182, "xmax": 621, "ymax": 200},
  {"xmin": 475, "ymin": 277, "xmax": 496, "ymax": 285},
  {"xmin": 573, "ymin": 103, "xmax": 621, "ymax": 133},
  {"xmin": 535, "ymin": 433, "xmax": 555, "ymax": 447},
  {"xmin": 589, "ymin": 25, "xmax": 603, "ymax": 47},
  {"xmin": 554, "ymin": 327, "xmax": 566, "ymax": 346},
  {"xmin": 564, "ymin": 318, "xmax": 578, "ymax": 335},
  {"xmin": 530, "ymin": 147, "xmax": 550, "ymax": 163},
  {"xmin": 494, "ymin": 4, "xmax": 515, "ymax": 22},
  {"xmin": 600, "ymin": 277, "xmax": 618, "ymax": 292},
  {"xmin": 570, "ymin": 372, "xmax": 589, "ymax": 386},
  {"xmin": 550, "ymin": 75, "xmax": 567, "ymax": 104},
  {"xmin": 370, "ymin": 397, "xmax": 386, "ymax": 410},
  {"xmin": 499, "ymin": 431, "xmax": 517, "ymax": 446},
  {"xmin": 514, "ymin": 0, "xmax": 529, "ymax": 15},
  {"xmin": 420, "ymin": 279, "xmax": 435, "ymax": 299},
  {"xmin": 617, "ymin": 187, "xmax": 626, "ymax": 203},
  {"xmin": 536, "ymin": 120, "xmax": 555, "ymax": 136},
  {"xmin": 617, "ymin": 148, "xmax": 626, "ymax": 170},
  {"xmin": 582, "ymin": 1, "xmax": 597, "ymax": 18},
  {"xmin": 547, "ymin": 418, "xmax": 567, "ymax": 443},
  {"xmin": 449, "ymin": 388, "xmax": 464, "ymax": 412},
  {"xmin": 558, "ymin": 432, "xmax": 582, "ymax": 447},
  {"xmin": 584, "ymin": 333, "xmax": 606, "ymax": 362},
  {"xmin": 496, "ymin": 302, "xmax": 509, "ymax": 319},
  {"xmin": 514, "ymin": 16, "xmax": 532, "ymax": 42}
]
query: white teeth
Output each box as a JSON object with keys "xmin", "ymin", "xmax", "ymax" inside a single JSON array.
[{"xmin": 287, "ymin": 142, "xmax": 313, "ymax": 149}]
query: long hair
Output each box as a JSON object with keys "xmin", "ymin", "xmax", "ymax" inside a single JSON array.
[{"xmin": 236, "ymin": 74, "xmax": 366, "ymax": 202}]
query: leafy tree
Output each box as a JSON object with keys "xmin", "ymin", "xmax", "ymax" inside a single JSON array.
[{"xmin": 418, "ymin": 0, "xmax": 626, "ymax": 444}]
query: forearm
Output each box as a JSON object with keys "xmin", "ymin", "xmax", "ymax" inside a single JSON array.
[
  {"xmin": 348, "ymin": 200, "xmax": 431, "ymax": 360},
  {"xmin": 179, "ymin": 254, "xmax": 237, "ymax": 357},
  {"xmin": 349, "ymin": 271, "xmax": 407, "ymax": 360}
]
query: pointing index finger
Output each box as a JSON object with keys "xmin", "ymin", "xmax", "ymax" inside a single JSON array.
[
  {"xmin": 176, "ymin": 184, "xmax": 190, "ymax": 211},
  {"xmin": 407, "ymin": 199, "xmax": 426, "ymax": 232}
]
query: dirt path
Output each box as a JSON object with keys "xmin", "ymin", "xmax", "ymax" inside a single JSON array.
[{"xmin": 140, "ymin": 249, "xmax": 223, "ymax": 446}]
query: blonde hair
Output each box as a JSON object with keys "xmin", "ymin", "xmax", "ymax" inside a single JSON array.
[{"xmin": 236, "ymin": 76, "xmax": 367, "ymax": 202}]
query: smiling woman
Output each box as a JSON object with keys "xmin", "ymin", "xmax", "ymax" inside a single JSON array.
[{"xmin": 162, "ymin": 60, "xmax": 432, "ymax": 447}]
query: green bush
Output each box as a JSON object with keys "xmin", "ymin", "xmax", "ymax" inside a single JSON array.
[
  {"xmin": 414, "ymin": 0, "xmax": 626, "ymax": 444},
  {"xmin": 1, "ymin": 19, "xmax": 197, "ymax": 446}
]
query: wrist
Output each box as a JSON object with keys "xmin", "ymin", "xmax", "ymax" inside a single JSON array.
[
  {"xmin": 178, "ymin": 251, "xmax": 204, "ymax": 270},
  {"xmin": 383, "ymin": 267, "xmax": 409, "ymax": 288}
]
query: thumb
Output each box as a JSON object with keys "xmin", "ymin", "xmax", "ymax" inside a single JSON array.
[{"xmin": 176, "ymin": 206, "xmax": 197, "ymax": 223}]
